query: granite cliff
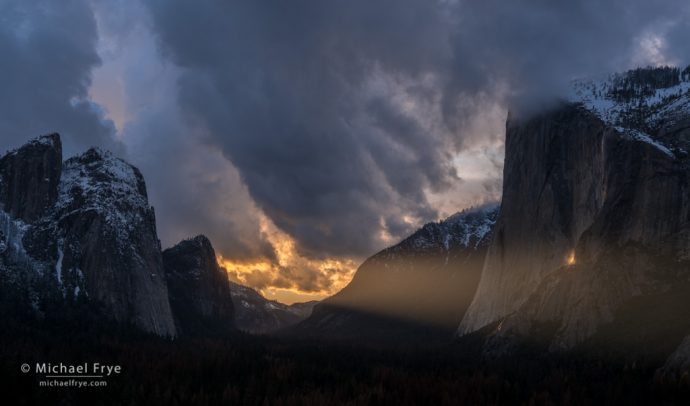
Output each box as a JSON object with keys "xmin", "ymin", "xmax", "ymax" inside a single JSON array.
[
  {"xmin": 163, "ymin": 235, "xmax": 235, "ymax": 337},
  {"xmin": 0, "ymin": 135, "xmax": 176, "ymax": 336},
  {"xmin": 459, "ymin": 66, "xmax": 690, "ymax": 352}
]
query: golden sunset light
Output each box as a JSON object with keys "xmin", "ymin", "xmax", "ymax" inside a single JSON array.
[
  {"xmin": 218, "ymin": 215, "xmax": 358, "ymax": 304},
  {"xmin": 5, "ymin": 1, "xmax": 690, "ymax": 403}
]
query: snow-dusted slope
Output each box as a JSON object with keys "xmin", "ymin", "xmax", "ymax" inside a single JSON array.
[
  {"xmin": 56, "ymin": 148, "xmax": 151, "ymax": 244},
  {"xmin": 53, "ymin": 147, "xmax": 176, "ymax": 336},
  {"xmin": 570, "ymin": 65, "xmax": 690, "ymax": 156},
  {"xmin": 383, "ymin": 204, "xmax": 498, "ymax": 256},
  {"xmin": 293, "ymin": 204, "xmax": 499, "ymax": 340},
  {"xmin": 0, "ymin": 135, "xmax": 177, "ymax": 337},
  {"xmin": 0, "ymin": 135, "xmax": 63, "ymax": 310}
]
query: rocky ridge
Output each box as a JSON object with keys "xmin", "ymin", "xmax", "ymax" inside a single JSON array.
[
  {"xmin": 294, "ymin": 204, "xmax": 498, "ymax": 340},
  {"xmin": 230, "ymin": 281, "xmax": 317, "ymax": 334},
  {"xmin": 0, "ymin": 135, "xmax": 176, "ymax": 336},
  {"xmin": 459, "ymin": 65, "xmax": 690, "ymax": 353},
  {"xmin": 163, "ymin": 235, "xmax": 235, "ymax": 337}
]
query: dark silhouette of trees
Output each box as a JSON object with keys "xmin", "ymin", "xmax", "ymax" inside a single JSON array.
[{"xmin": 2, "ymin": 310, "xmax": 690, "ymax": 406}]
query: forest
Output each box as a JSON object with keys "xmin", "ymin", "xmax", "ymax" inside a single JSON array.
[{"xmin": 1, "ymin": 306, "xmax": 689, "ymax": 406}]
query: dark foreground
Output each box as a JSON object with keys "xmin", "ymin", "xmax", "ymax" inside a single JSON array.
[{"xmin": 1, "ymin": 315, "xmax": 690, "ymax": 406}]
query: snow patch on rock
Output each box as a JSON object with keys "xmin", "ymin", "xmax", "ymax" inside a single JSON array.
[
  {"xmin": 56, "ymin": 148, "xmax": 151, "ymax": 250},
  {"xmin": 0, "ymin": 210, "xmax": 32, "ymax": 269},
  {"xmin": 55, "ymin": 244, "xmax": 64, "ymax": 286},
  {"xmin": 383, "ymin": 203, "xmax": 499, "ymax": 260},
  {"xmin": 615, "ymin": 126, "xmax": 674, "ymax": 157},
  {"xmin": 570, "ymin": 66, "xmax": 690, "ymax": 157}
]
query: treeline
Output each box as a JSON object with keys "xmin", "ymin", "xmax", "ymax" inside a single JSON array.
[
  {"xmin": 2, "ymin": 315, "xmax": 690, "ymax": 406},
  {"xmin": 609, "ymin": 66, "xmax": 684, "ymax": 102}
]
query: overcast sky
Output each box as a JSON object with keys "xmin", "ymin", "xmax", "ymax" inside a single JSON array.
[{"xmin": 1, "ymin": 0, "xmax": 688, "ymax": 303}]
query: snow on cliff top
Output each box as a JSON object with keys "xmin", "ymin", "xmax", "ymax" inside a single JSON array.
[
  {"xmin": 2, "ymin": 133, "xmax": 60, "ymax": 157},
  {"xmin": 384, "ymin": 203, "xmax": 500, "ymax": 256},
  {"xmin": 569, "ymin": 65, "xmax": 690, "ymax": 156},
  {"xmin": 56, "ymin": 148, "xmax": 151, "ymax": 241}
]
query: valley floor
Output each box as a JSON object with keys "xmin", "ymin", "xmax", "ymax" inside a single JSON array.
[{"xmin": 2, "ymin": 318, "xmax": 690, "ymax": 405}]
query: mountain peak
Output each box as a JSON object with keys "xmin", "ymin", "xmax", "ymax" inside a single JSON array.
[
  {"xmin": 163, "ymin": 236, "xmax": 235, "ymax": 336},
  {"xmin": 80, "ymin": 146, "xmax": 113, "ymax": 162},
  {"xmin": 293, "ymin": 203, "xmax": 499, "ymax": 340},
  {"xmin": 165, "ymin": 235, "xmax": 216, "ymax": 266},
  {"xmin": 188, "ymin": 234, "xmax": 213, "ymax": 249},
  {"xmin": 0, "ymin": 133, "xmax": 177, "ymax": 337},
  {"xmin": 385, "ymin": 203, "xmax": 499, "ymax": 256},
  {"xmin": 0, "ymin": 133, "xmax": 62, "ymax": 222},
  {"xmin": 228, "ymin": 280, "xmax": 317, "ymax": 334},
  {"xmin": 3, "ymin": 132, "xmax": 61, "ymax": 157},
  {"xmin": 29, "ymin": 132, "xmax": 61, "ymax": 148},
  {"xmin": 58, "ymin": 148, "xmax": 150, "ymax": 220}
]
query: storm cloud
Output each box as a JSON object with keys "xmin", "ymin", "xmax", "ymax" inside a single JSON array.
[
  {"xmin": 0, "ymin": 0, "xmax": 120, "ymax": 156},
  {"xmin": 142, "ymin": 0, "xmax": 690, "ymax": 262},
  {"xmin": 2, "ymin": 0, "xmax": 689, "ymax": 299},
  {"xmin": 445, "ymin": 0, "xmax": 690, "ymax": 115},
  {"xmin": 143, "ymin": 0, "xmax": 461, "ymax": 259}
]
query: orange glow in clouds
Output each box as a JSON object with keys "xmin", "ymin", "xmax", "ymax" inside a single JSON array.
[{"xmin": 218, "ymin": 215, "xmax": 357, "ymax": 304}]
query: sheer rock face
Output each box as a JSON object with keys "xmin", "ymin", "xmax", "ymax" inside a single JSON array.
[
  {"xmin": 0, "ymin": 134, "xmax": 62, "ymax": 222},
  {"xmin": 229, "ymin": 281, "xmax": 316, "ymax": 334},
  {"xmin": 294, "ymin": 205, "xmax": 498, "ymax": 340},
  {"xmin": 0, "ymin": 135, "xmax": 177, "ymax": 337},
  {"xmin": 459, "ymin": 66, "xmax": 690, "ymax": 350},
  {"xmin": 163, "ymin": 235, "xmax": 235, "ymax": 337},
  {"xmin": 459, "ymin": 107, "xmax": 610, "ymax": 338},
  {"xmin": 53, "ymin": 148, "xmax": 176, "ymax": 337}
]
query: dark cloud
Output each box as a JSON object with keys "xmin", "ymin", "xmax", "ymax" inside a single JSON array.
[
  {"xmin": 445, "ymin": 0, "xmax": 690, "ymax": 118},
  {"xmin": 85, "ymin": 0, "xmax": 274, "ymax": 262},
  {"xmin": 4, "ymin": 0, "xmax": 689, "ymax": 296},
  {"xmin": 123, "ymin": 109, "xmax": 277, "ymax": 261},
  {"xmin": 662, "ymin": 17, "xmax": 690, "ymax": 63},
  {"xmin": 144, "ymin": 0, "xmax": 459, "ymax": 258},
  {"xmin": 142, "ymin": 0, "xmax": 690, "ymax": 261},
  {"xmin": 0, "ymin": 0, "xmax": 120, "ymax": 157}
]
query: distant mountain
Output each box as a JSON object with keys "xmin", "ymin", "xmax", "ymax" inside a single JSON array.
[
  {"xmin": 229, "ymin": 281, "xmax": 317, "ymax": 334},
  {"xmin": 292, "ymin": 205, "xmax": 498, "ymax": 341},
  {"xmin": 162, "ymin": 233, "xmax": 317, "ymax": 335},
  {"xmin": 0, "ymin": 134, "xmax": 176, "ymax": 336},
  {"xmin": 163, "ymin": 235, "xmax": 235, "ymax": 337},
  {"xmin": 459, "ymin": 66, "xmax": 690, "ymax": 359}
]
